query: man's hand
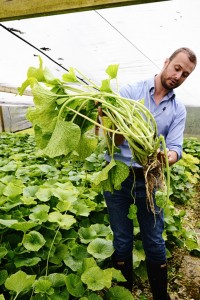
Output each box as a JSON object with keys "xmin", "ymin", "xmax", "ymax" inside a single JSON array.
[
  {"xmin": 157, "ymin": 149, "xmax": 178, "ymax": 166},
  {"xmin": 97, "ymin": 105, "xmax": 125, "ymax": 145},
  {"xmin": 167, "ymin": 150, "xmax": 178, "ymax": 165}
]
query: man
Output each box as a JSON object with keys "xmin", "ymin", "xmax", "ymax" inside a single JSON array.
[{"xmin": 103, "ymin": 47, "xmax": 197, "ymax": 300}]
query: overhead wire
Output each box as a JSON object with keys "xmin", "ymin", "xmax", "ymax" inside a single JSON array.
[
  {"xmin": 94, "ymin": 10, "xmax": 195, "ymax": 101},
  {"xmin": 0, "ymin": 23, "xmax": 89, "ymax": 85},
  {"xmin": 0, "ymin": 14, "xmax": 193, "ymax": 100},
  {"xmin": 94, "ymin": 10, "xmax": 161, "ymax": 71},
  {"xmin": 1, "ymin": 13, "xmax": 198, "ymax": 112},
  {"xmin": 1, "ymin": 9, "xmax": 161, "ymax": 81}
]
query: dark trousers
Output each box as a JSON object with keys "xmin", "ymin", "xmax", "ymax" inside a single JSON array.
[
  {"xmin": 104, "ymin": 172, "xmax": 168, "ymax": 297},
  {"xmin": 104, "ymin": 173, "xmax": 166, "ymax": 263}
]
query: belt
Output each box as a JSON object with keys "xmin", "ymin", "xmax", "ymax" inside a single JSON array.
[{"xmin": 129, "ymin": 167, "xmax": 144, "ymax": 178}]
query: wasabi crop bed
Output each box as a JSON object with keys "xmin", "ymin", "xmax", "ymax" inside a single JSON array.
[{"xmin": 0, "ymin": 132, "xmax": 199, "ymax": 299}]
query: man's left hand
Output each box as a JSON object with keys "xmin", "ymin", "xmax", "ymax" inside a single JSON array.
[
  {"xmin": 167, "ymin": 150, "xmax": 178, "ymax": 165},
  {"xmin": 157, "ymin": 149, "xmax": 178, "ymax": 166}
]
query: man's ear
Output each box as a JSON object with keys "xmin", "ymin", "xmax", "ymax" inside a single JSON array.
[{"xmin": 164, "ymin": 58, "xmax": 169, "ymax": 66}]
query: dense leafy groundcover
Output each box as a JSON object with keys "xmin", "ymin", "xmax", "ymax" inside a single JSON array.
[{"xmin": 0, "ymin": 133, "xmax": 199, "ymax": 300}]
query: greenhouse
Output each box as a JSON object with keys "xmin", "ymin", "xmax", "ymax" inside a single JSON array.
[{"xmin": 0, "ymin": 0, "xmax": 199, "ymax": 299}]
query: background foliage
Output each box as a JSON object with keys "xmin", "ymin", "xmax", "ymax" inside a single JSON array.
[{"xmin": 0, "ymin": 133, "xmax": 199, "ymax": 299}]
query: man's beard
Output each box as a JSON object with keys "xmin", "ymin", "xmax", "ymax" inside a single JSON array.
[{"xmin": 161, "ymin": 73, "xmax": 179, "ymax": 90}]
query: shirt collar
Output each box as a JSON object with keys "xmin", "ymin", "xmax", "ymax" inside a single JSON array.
[{"xmin": 147, "ymin": 76, "xmax": 175, "ymax": 101}]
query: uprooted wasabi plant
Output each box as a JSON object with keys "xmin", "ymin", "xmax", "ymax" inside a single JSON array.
[{"xmin": 18, "ymin": 57, "xmax": 170, "ymax": 213}]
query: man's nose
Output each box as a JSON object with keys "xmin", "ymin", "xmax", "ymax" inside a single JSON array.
[{"xmin": 174, "ymin": 71, "xmax": 182, "ymax": 80}]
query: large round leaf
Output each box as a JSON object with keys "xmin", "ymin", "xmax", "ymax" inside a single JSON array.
[
  {"xmin": 81, "ymin": 266, "xmax": 112, "ymax": 291},
  {"xmin": 48, "ymin": 211, "xmax": 76, "ymax": 229},
  {"xmin": 23, "ymin": 231, "xmax": 46, "ymax": 251},
  {"xmin": 87, "ymin": 238, "xmax": 114, "ymax": 259},
  {"xmin": 5, "ymin": 270, "xmax": 36, "ymax": 296},
  {"xmin": 66, "ymin": 274, "xmax": 85, "ymax": 297}
]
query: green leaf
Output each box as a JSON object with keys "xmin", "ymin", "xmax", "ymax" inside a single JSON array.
[
  {"xmin": 43, "ymin": 66, "xmax": 61, "ymax": 84},
  {"xmin": 23, "ymin": 185, "xmax": 39, "ymax": 198},
  {"xmin": 0, "ymin": 270, "xmax": 8, "ymax": 286},
  {"xmin": 101, "ymin": 116, "xmax": 113, "ymax": 129},
  {"xmin": 38, "ymin": 164, "xmax": 58, "ymax": 174},
  {"xmin": 100, "ymin": 79, "xmax": 112, "ymax": 93},
  {"xmin": 48, "ymin": 211, "xmax": 76, "ymax": 229},
  {"xmin": 66, "ymin": 274, "xmax": 85, "ymax": 297},
  {"xmin": 48, "ymin": 273, "xmax": 67, "ymax": 287},
  {"xmin": 92, "ymin": 159, "xmax": 129, "ymax": 192},
  {"xmin": 81, "ymin": 266, "xmax": 112, "ymax": 291},
  {"xmin": 133, "ymin": 241, "xmax": 145, "ymax": 268},
  {"xmin": 111, "ymin": 268, "xmax": 126, "ymax": 282},
  {"xmin": 90, "ymin": 224, "xmax": 112, "ymax": 237},
  {"xmin": 27, "ymin": 56, "xmax": 45, "ymax": 81},
  {"xmin": 49, "ymin": 244, "xmax": 69, "ymax": 265},
  {"xmin": 106, "ymin": 64, "xmax": 119, "ymax": 79},
  {"xmin": 134, "ymin": 261, "xmax": 148, "ymax": 283},
  {"xmin": 33, "ymin": 125, "xmax": 52, "ymax": 150},
  {"xmin": 155, "ymin": 189, "xmax": 167, "ymax": 208},
  {"xmin": 29, "ymin": 204, "xmax": 50, "ymax": 223},
  {"xmin": 73, "ymin": 134, "xmax": 98, "ymax": 161},
  {"xmin": 0, "ymin": 161, "xmax": 18, "ymax": 172},
  {"xmin": 23, "ymin": 231, "xmax": 46, "ymax": 251},
  {"xmin": 78, "ymin": 226, "xmax": 97, "ymax": 244},
  {"xmin": 0, "ymin": 247, "xmax": 8, "ymax": 259},
  {"xmin": 14, "ymin": 257, "xmax": 41, "ymax": 268},
  {"xmin": 128, "ymin": 204, "xmax": 138, "ymax": 220},
  {"xmin": 35, "ymin": 186, "xmax": 52, "ymax": 202},
  {"xmin": 87, "ymin": 238, "xmax": 114, "ymax": 259},
  {"xmin": 63, "ymin": 244, "xmax": 88, "ymax": 271},
  {"xmin": 72, "ymin": 246, "xmax": 88, "ymax": 262},
  {"xmin": 31, "ymin": 83, "xmax": 57, "ymax": 109},
  {"xmin": 105, "ymin": 286, "xmax": 134, "ymax": 299},
  {"xmin": 11, "ymin": 221, "xmax": 38, "ymax": 233},
  {"xmin": 56, "ymin": 200, "xmax": 72, "ymax": 212},
  {"xmin": 111, "ymin": 160, "xmax": 129, "ymax": 190},
  {"xmin": 18, "ymin": 78, "xmax": 34, "ymax": 96},
  {"xmin": 3, "ymin": 181, "xmax": 23, "ymax": 198},
  {"xmin": 0, "ymin": 219, "xmax": 18, "ymax": 227},
  {"xmin": 92, "ymin": 159, "xmax": 116, "ymax": 186},
  {"xmin": 0, "ymin": 182, "xmax": 5, "ymax": 196},
  {"xmin": 26, "ymin": 84, "xmax": 58, "ymax": 136},
  {"xmin": 5, "ymin": 270, "xmax": 36, "ymax": 296},
  {"xmin": 44, "ymin": 120, "xmax": 81, "ymax": 158},
  {"xmin": 71, "ymin": 198, "xmax": 96, "ymax": 217},
  {"xmin": 64, "ymin": 253, "xmax": 83, "ymax": 272},
  {"xmin": 52, "ymin": 185, "xmax": 78, "ymax": 202},
  {"xmin": 0, "ymin": 200, "xmax": 22, "ymax": 212},
  {"xmin": 20, "ymin": 196, "xmax": 37, "ymax": 205},
  {"xmin": 34, "ymin": 278, "xmax": 54, "ymax": 295},
  {"xmin": 82, "ymin": 257, "xmax": 97, "ymax": 272},
  {"xmin": 49, "ymin": 290, "xmax": 69, "ymax": 300},
  {"xmin": 62, "ymin": 68, "xmax": 79, "ymax": 82}
]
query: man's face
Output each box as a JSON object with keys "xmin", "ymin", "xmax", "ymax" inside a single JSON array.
[{"xmin": 161, "ymin": 52, "xmax": 196, "ymax": 90}]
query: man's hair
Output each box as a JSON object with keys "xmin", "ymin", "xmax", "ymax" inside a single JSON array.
[{"xmin": 169, "ymin": 47, "xmax": 197, "ymax": 65}]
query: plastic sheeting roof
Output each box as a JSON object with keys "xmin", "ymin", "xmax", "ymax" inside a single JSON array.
[{"xmin": 1, "ymin": 0, "xmax": 200, "ymax": 106}]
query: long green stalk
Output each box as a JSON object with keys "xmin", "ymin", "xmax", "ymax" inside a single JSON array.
[{"xmin": 20, "ymin": 59, "xmax": 170, "ymax": 215}]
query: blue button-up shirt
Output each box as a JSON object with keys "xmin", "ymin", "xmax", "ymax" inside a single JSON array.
[{"xmin": 105, "ymin": 77, "xmax": 186, "ymax": 167}]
